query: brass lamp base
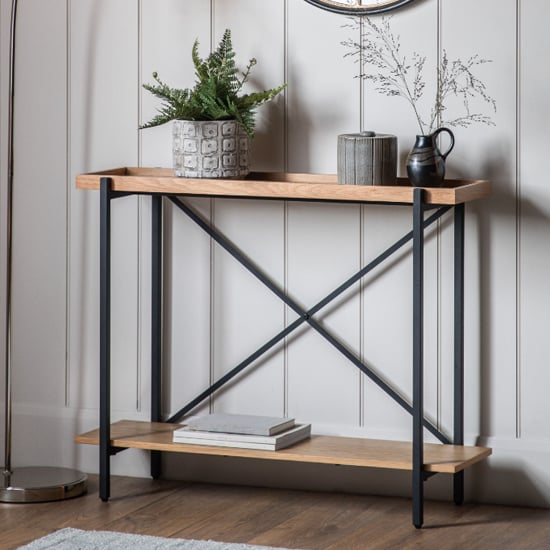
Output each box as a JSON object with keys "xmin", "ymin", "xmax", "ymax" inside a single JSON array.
[{"xmin": 0, "ymin": 467, "xmax": 87, "ymax": 503}]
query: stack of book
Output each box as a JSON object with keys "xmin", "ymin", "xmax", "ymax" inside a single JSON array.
[{"xmin": 173, "ymin": 413, "xmax": 311, "ymax": 451}]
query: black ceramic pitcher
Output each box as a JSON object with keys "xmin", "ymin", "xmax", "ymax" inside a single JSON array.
[{"xmin": 406, "ymin": 127, "xmax": 455, "ymax": 187}]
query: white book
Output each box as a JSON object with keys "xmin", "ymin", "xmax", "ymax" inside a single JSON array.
[
  {"xmin": 183, "ymin": 413, "xmax": 295, "ymax": 436},
  {"xmin": 173, "ymin": 423, "xmax": 311, "ymax": 451}
]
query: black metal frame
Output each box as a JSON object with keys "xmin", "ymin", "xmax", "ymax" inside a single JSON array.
[
  {"xmin": 303, "ymin": 0, "xmax": 417, "ymax": 16},
  {"xmin": 98, "ymin": 177, "xmax": 466, "ymax": 528}
]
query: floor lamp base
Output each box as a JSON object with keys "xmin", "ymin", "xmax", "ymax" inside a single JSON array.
[{"xmin": 0, "ymin": 466, "xmax": 87, "ymax": 503}]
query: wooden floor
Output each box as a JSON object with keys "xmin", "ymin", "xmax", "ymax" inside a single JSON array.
[{"xmin": 2, "ymin": 475, "xmax": 550, "ymax": 549}]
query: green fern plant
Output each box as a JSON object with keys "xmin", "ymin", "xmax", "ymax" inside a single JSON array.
[{"xmin": 141, "ymin": 29, "xmax": 286, "ymax": 138}]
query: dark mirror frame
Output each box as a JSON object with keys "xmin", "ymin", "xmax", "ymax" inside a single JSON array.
[{"xmin": 304, "ymin": 0, "xmax": 416, "ymax": 15}]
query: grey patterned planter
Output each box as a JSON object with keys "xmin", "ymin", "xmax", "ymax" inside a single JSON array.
[{"xmin": 173, "ymin": 120, "xmax": 250, "ymax": 178}]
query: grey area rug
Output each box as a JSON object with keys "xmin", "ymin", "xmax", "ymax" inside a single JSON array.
[{"xmin": 18, "ymin": 527, "xmax": 296, "ymax": 550}]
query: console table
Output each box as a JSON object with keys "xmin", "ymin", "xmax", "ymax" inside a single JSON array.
[{"xmin": 75, "ymin": 168, "xmax": 492, "ymax": 528}]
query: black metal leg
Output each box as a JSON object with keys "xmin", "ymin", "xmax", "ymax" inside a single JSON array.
[
  {"xmin": 453, "ymin": 202, "xmax": 465, "ymax": 505},
  {"xmin": 99, "ymin": 177, "xmax": 112, "ymax": 502},
  {"xmin": 151, "ymin": 195, "xmax": 163, "ymax": 479},
  {"xmin": 412, "ymin": 188, "xmax": 424, "ymax": 528}
]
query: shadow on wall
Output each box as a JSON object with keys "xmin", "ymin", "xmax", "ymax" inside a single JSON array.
[
  {"xmin": 250, "ymin": 90, "xmax": 286, "ymax": 173},
  {"xmin": 470, "ymin": 459, "xmax": 549, "ymax": 508},
  {"xmin": 454, "ymin": 140, "xmax": 550, "ymax": 509},
  {"xmin": 162, "ymin": 451, "xmax": 549, "ymax": 508},
  {"xmin": 455, "ymin": 142, "xmax": 517, "ymax": 448},
  {"xmin": 474, "ymin": 142, "xmax": 550, "ymax": 446}
]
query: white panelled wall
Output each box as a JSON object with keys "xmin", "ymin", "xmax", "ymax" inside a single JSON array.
[{"xmin": 1, "ymin": 0, "xmax": 550, "ymax": 507}]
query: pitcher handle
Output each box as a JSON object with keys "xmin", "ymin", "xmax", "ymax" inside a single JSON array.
[{"xmin": 432, "ymin": 127, "xmax": 455, "ymax": 160}]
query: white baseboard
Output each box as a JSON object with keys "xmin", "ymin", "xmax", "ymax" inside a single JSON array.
[
  {"xmin": 5, "ymin": 406, "xmax": 550, "ymax": 508},
  {"xmin": 3, "ymin": 404, "xmax": 151, "ymax": 478}
]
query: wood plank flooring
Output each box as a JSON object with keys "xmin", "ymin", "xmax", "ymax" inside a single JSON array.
[{"xmin": 2, "ymin": 475, "xmax": 550, "ymax": 549}]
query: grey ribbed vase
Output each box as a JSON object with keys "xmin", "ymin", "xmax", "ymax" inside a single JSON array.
[
  {"xmin": 337, "ymin": 131, "xmax": 397, "ymax": 186},
  {"xmin": 173, "ymin": 120, "xmax": 249, "ymax": 178}
]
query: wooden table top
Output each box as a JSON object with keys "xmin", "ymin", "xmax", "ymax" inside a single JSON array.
[{"xmin": 76, "ymin": 168, "xmax": 491, "ymax": 206}]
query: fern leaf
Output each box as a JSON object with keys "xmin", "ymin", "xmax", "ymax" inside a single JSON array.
[{"xmin": 141, "ymin": 29, "xmax": 286, "ymax": 133}]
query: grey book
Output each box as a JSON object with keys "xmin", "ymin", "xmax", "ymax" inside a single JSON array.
[
  {"xmin": 173, "ymin": 423, "xmax": 311, "ymax": 451},
  {"xmin": 183, "ymin": 413, "xmax": 295, "ymax": 436}
]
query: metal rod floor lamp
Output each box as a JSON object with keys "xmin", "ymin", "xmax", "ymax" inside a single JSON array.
[{"xmin": 1, "ymin": 0, "xmax": 87, "ymax": 502}]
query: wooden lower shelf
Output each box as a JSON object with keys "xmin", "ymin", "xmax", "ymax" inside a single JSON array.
[{"xmin": 75, "ymin": 420, "xmax": 491, "ymax": 475}]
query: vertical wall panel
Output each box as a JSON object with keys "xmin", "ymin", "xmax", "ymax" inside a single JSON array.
[
  {"xmin": 140, "ymin": 0, "xmax": 210, "ymax": 168},
  {"xmin": 286, "ymin": 2, "xmax": 359, "ymax": 173},
  {"xmin": 354, "ymin": 4, "xmax": 441, "ymax": 439},
  {"xmin": 160, "ymin": 196, "xmax": 213, "ymax": 419},
  {"xmin": 10, "ymin": 0, "xmax": 67, "ymax": 413},
  {"xmin": 214, "ymin": 0, "xmax": 286, "ymax": 172},
  {"xmin": 207, "ymin": 2, "xmax": 287, "ymax": 416},
  {"xmin": 358, "ymin": 2, "xmax": 440, "ymax": 166},
  {"xmin": 285, "ymin": 2, "xmax": 362, "ymax": 427},
  {"xmin": 211, "ymin": 199, "xmax": 286, "ymax": 415},
  {"xmin": 518, "ymin": 0, "xmax": 550, "ymax": 441},
  {"xmin": 361, "ymin": 207, "xmax": 428, "ymax": 439},
  {"xmin": 439, "ymin": 0, "xmax": 518, "ymax": 442},
  {"xmin": 140, "ymin": 1, "xmax": 212, "ymax": 420},
  {"xmin": 68, "ymin": 0, "xmax": 140, "ymax": 412},
  {"xmin": 286, "ymin": 202, "xmax": 361, "ymax": 425}
]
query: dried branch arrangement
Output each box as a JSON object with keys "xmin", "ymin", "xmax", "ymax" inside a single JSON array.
[{"xmin": 342, "ymin": 17, "xmax": 496, "ymax": 135}]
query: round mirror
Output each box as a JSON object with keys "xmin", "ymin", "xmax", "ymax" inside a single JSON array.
[{"xmin": 304, "ymin": 0, "xmax": 417, "ymax": 15}]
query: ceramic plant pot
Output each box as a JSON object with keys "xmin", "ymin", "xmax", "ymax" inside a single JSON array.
[{"xmin": 173, "ymin": 120, "xmax": 249, "ymax": 178}]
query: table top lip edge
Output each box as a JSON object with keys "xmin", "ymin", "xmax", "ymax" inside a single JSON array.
[{"xmin": 75, "ymin": 167, "xmax": 491, "ymax": 205}]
